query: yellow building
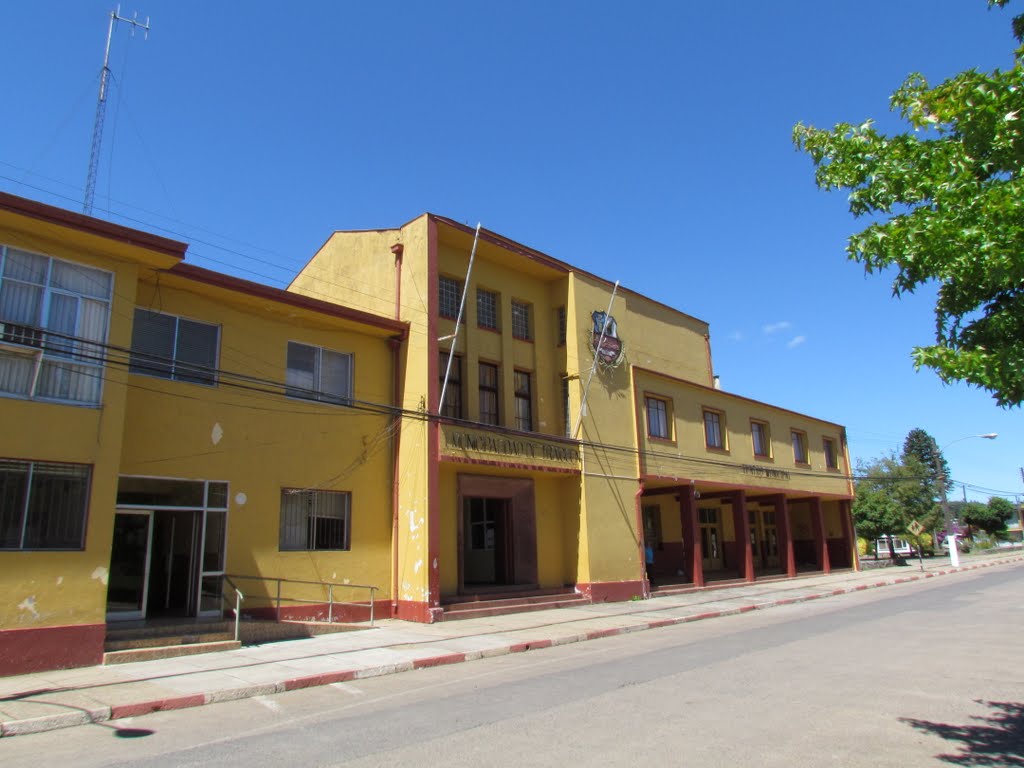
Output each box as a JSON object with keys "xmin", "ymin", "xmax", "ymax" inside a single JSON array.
[{"xmin": 292, "ymin": 215, "xmax": 856, "ymax": 621}]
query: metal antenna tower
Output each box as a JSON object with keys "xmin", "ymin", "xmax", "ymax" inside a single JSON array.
[{"xmin": 83, "ymin": 5, "xmax": 150, "ymax": 216}]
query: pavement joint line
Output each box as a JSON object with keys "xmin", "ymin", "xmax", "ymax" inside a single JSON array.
[{"xmin": 1, "ymin": 555, "xmax": 1020, "ymax": 738}]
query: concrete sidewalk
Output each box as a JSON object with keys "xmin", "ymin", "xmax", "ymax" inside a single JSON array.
[{"xmin": 2, "ymin": 552, "xmax": 1021, "ymax": 738}]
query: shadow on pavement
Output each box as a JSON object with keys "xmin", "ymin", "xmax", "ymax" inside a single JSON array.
[{"xmin": 901, "ymin": 700, "xmax": 1024, "ymax": 766}]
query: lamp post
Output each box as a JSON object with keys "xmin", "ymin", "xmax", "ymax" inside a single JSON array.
[{"xmin": 935, "ymin": 433, "xmax": 998, "ymax": 567}]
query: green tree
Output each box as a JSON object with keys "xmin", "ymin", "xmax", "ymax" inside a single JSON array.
[
  {"xmin": 963, "ymin": 496, "xmax": 1015, "ymax": 535},
  {"xmin": 853, "ymin": 454, "xmax": 936, "ymax": 558},
  {"xmin": 901, "ymin": 428, "xmax": 950, "ymax": 491},
  {"xmin": 793, "ymin": 1, "xmax": 1024, "ymax": 407}
]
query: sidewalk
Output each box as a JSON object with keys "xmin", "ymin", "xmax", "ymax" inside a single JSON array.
[{"xmin": 2, "ymin": 552, "xmax": 1021, "ymax": 738}]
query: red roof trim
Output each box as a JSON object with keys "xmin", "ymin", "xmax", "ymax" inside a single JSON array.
[{"xmin": 0, "ymin": 192, "xmax": 187, "ymax": 260}]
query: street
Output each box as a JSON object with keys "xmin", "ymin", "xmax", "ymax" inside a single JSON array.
[{"xmin": 2, "ymin": 563, "xmax": 1022, "ymax": 767}]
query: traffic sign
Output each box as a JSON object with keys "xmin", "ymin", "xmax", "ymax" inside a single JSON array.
[{"xmin": 908, "ymin": 519, "xmax": 924, "ymax": 536}]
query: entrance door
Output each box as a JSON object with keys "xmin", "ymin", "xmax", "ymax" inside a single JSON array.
[
  {"xmin": 146, "ymin": 510, "xmax": 201, "ymax": 618},
  {"xmin": 762, "ymin": 510, "xmax": 780, "ymax": 568},
  {"xmin": 698, "ymin": 507, "xmax": 724, "ymax": 570},
  {"xmin": 748, "ymin": 510, "xmax": 763, "ymax": 570},
  {"xmin": 463, "ymin": 497, "xmax": 512, "ymax": 586},
  {"xmin": 107, "ymin": 512, "xmax": 153, "ymax": 621}
]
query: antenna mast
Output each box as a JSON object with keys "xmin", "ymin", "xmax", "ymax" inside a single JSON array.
[{"xmin": 83, "ymin": 5, "xmax": 150, "ymax": 216}]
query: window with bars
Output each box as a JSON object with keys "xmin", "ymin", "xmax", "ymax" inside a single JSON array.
[
  {"xmin": 0, "ymin": 459, "xmax": 91, "ymax": 550},
  {"xmin": 479, "ymin": 362, "xmax": 499, "ymax": 425},
  {"xmin": 791, "ymin": 430, "xmax": 809, "ymax": 464},
  {"xmin": 130, "ymin": 309, "xmax": 219, "ymax": 385},
  {"xmin": 439, "ymin": 276, "xmax": 463, "ymax": 320},
  {"xmin": 703, "ymin": 409, "xmax": 726, "ymax": 450},
  {"xmin": 285, "ymin": 342, "xmax": 353, "ymax": 404},
  {"xmin": 514, "ymin": 370, "xmax": 532, "ymax": 431},
  {"xmin": 511, "ymin": 300, "xmax": 531, "ymax": 340},
  {"xmin": 645, "ymin": 396, "xmax": 670, "ymax": 440},
  {"xmin": 477, "ymin": 289, "xmax": 498, "ymax": 330},
  {"xmin": 279, "ymin": 488, "xmax": 351, "ymax": 551},
  {"xmin": 439, "ymin": 351, "xmax": 463, "ymax": 418},
  {"xmin": 751, "ymin": 420, "xmax": 771, "ymax": 458},
  {"xmin": 0, "ymin": 246, "xmax": 113, "ymax": 405}
]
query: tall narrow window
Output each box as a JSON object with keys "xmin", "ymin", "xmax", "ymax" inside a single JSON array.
[
  {"xmin": 751, "ymin": 420, "xmax": 771, "ymax": 458},
  {"xmin": 556, "ymin": 306, "xmax": 567, "ymax": 345},
  {"xmin": 477, "ymin": 289, "xmax": 498, "ymax": 330},
  {"xmin": 703, "ymin": 409, "xmax": 725, "ymax": 450},
  {"xmin": 286, "ymin": 342, "xmax": 352, "ymax": 404},
  {"xmin": 823, "ymin": 437, "xmax": 839, "ymax": 470},
  {"xmin": 561, "ymin": 376, "xmax": 572, "ymax": 437},
  {"xmin": 438, "ymin": 276, "xmax": 463, "ymax": 320},
  {"xmin": 514, "ymin": 370, "xmax": 532, "ymax": 431},
  {"xmin": 511, "ymin": 300, "xmax": 531, "ymax": 340},
  {"xmin": 479, "ymin": 362, "xmax": 499, "ymax": 425},
  {"xmin": 439, "ymin": 351, "xmax": 462, "ymax": 418},
  {"xmin": 130, "ymin": 309, "xmax": 219, "ymax": 385},
  {"xmin": 645, "ymin": 396, "xmax": 670, "ymax": 440},
  {"xmin": 791, "ymin": 430, "xmax": 809, "ymax": 464}
]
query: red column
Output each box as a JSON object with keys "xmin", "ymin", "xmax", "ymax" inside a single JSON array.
[
  {"xmin": 841, "ymin": 499, "xmax": 858, "ymax": 570},
  {"xmin": 773, "ymin": 494, "xmax": 796, "ymax": 578},
  {"xmin": 679, "ymin": 486, "xmax": 703, "ymax": 587},
  {"xmin": 810, "ymin": 496, "xmax": 831, "ymax": 574},
  {"xmin": 732, "ymin": 491, "xmax": 754, "ymax": 582}
]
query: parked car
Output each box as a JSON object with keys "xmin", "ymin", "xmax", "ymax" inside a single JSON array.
[{"xmin": 875, "ymin": 537, "xmax": 916, "ymax": 557}]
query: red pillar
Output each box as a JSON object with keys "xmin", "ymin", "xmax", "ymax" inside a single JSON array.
[
  {"xmin": 679, "ymin": 486, "xmax": 703, "ymax": 587},
  {"xmin": 731, "ymin": 491, "xmax": 754, "ymax": 582},
  {"xmin": 810, "ymin": 496, "xmax": 831, "ymax": 574},
  {"xmin": 840, "ymin": 499, "xmax": 858, "ymax": 570},
  {"xmin": 773, "ymin": 494, "xmax": 796, "ymax": 578}
]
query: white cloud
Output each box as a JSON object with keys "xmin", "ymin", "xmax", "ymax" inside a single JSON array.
[
  {"xmin": 787, "ymin": 335, "xmax": 807, "ymax": 349},
  {"xmin": 762, "ymin": 321, "xmax": 792, "ymax": 335},
  {"xmin": 727, "ymin": 330, "xmax": 743, "ymax": 342}
]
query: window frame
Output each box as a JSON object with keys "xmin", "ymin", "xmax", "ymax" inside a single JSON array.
[
  {"xmin": 791, "ymin": 429, "xmax": 809, "ymax": 465},
  {"xmin": 285, "ymin": 341, "xmax": 353, "ymax": 405},
  {"xmin": 644, "ymin": 395, "xmax": 672, "ymax": 441},
  {"xmin": 129, "ymin": 308, "xmax": 220, "ymax": 386},
  {"xmin": 750, "ymin": 419, "xmax": 772, "ymax": 459},
  {"xmin": 0, "ymin": 459, "xmax": 91, "ymax": 551},
  {"xmin": 823, "ymin": 437, "xmax": 839, "ymax": 470},
  {"xmin": 703, "ymin": 408, "xmax": 727, "ymax": 451},
  {"xmin": 439, "ymin": 351, "xmax": 463, "ymax": 419},
  {"xmin": 476, "ymin": 288, "xmax": 499, "ymax": 331},
  {"xmin": 478, "ymin": 361, "xmax": 500, "ymax": 426},
  {"xmin": 510, "ymin": 300, "xmax": 532, "ymax": 341},
  {"xmin": 514, "ymin": 369, "xmax": 533, "ymax": 432},
  {"xmin": 438, "ymin": 275, "xmax": 463, "ymax": 321},
  {"xmin": 279, "ymin": 488, "xmax": 351, "ymax": 551},
  {"xmin": 556, "ymin": 306, "xmax": 567, "ymax": 346}
]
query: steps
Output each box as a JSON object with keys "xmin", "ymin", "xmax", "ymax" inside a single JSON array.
[{"xmin": 441, "ymin": 588, "xmax": 587, "ymax": 621}]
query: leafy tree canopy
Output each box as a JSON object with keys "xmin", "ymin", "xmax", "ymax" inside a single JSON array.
[
  {"xmin": 793, "ymin": 1, "xmax": 1024, "ymax": 407},
  {"xmin": 901, "ymin": 428, "xmax": 950, "ymax": 494},
  {"xmin": 853, "ymin": 454, "xmax": 939, "ymax": 550}
]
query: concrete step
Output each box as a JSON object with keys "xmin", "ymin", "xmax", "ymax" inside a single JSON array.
[
  {"xmin": 103, "ymin": 640, "xmax": 242, "ymax": 665},
  {"xmin": 442, "ymin": 594, "xmax": 587, "ymax": 621},
  {"xmin": 105, "ymin": 631, "xmax": 236, "ymax": 652}
]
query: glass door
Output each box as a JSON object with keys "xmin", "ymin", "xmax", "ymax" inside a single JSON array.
[
  {"xmin": 198, "ymin": 509, "xmax": 227, "ymax": 616},
  {"xmin": 106, "ymin": 511, "xmax": 153, "ymax": 621},
  {"xmin": 699, "ymin": 507, "xmax": 723, "ymax": 570}
]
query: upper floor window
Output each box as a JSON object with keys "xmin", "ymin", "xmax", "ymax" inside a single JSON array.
[
  {"xmin": 286, "ymin": 341, "xmax": 352, "ymax": 405},
  {"xmin": 703, "ymin": 409, "xmax": 726, "ymax": 450},
  {"xmin": 556, "ymin": 306, "xmax": 567, "ymax": 345},
  {"xmin": 0, "ymin": 459, "xmax": 90, "ymax": 550},
  {"xmin": 561, "ymin": 376, "xmax": 572, "ymax": 437},
  {"xmin": 0, "ymin": 246, "xmax": 112, "ymax": 405},
  {"xmin": 279, "ymin": 488, "xmax": 350, "ymax": 551},
  {"xmin": 791, "ymin": 430, "xmax": 809, "ymax": 464},
  {"xmin": 514, "ymin": 370, "xmax": 532, "ymax": 431},
  {"xmin": 823, "ymin": 437, "xmax": 839, "ymax": 470},
  {"xmin": 479, "ymin": 362, "xmax": 499, "ymax": 425},
  {"xmin": 439, "ymin": 276, "xmax": 463, "ymax": 320},
  {"xmin": 511, "ymin": 300, "xmax": 531, "ymax": 340},
  {"xmin": 645, "ymin": 396, "xmax": 671, "ymax": 440},
  {"xmin": 751, "ymin": 420, "xmax": 771, "ymax": 458},
  {"xmin": 439, "ymin": 351, "xmax": 463, "ymax": 418},
  {"xmin": 130, "ymin": 309, "xmax": 219, "ymax": 386},
  {"xmin": 477, "ymin": 289, "xmax": 499, "ymax": 330}
]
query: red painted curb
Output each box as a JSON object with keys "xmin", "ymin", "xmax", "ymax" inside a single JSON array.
[
  {"xmin": 585, "ymin": 628, "xmax": 624, "ymax": 640},
  {"xmin": 646, "ymin": 619, "xmax": 677, "ymax": 629},
  {"xmin": 413, "ymin": 653, "xmax": 466, "ymax": 669},
  {"xmin": 686, "ymin": 611, "xmax": 723, "ymax": 622},
  {"xmin": 283, "ymin": 670, "xmax": 356, "ymax": 691},
  {"xmin": 110, "ymin": 694, "xmax": 205, "ymax": 721},
  {"xmin": 509, "ymin": 640, "xmax": 553, "ymax": 653}
]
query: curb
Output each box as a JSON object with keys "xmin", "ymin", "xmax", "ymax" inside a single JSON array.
[{"xmin": 2, "ymin": 555, "xmax": 1020, "ymax": 738}]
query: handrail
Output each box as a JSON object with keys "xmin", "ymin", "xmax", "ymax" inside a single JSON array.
[
  {"xmin": 223, "ymin": 574, "xmax": 377, "ymax": 627},
  {"xmin": 222, "ymin": 575, "xmax": 245, "ymax": 641}
]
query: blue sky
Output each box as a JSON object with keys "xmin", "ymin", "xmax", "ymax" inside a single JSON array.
[{"xmin": 2, "ymin": 1, "xmax": 1020, "ymax": 502}]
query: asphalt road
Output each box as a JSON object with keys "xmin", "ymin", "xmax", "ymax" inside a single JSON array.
[{"xmin": 3, "ymin": 563, "xmax": 1023, "ymax": 767}]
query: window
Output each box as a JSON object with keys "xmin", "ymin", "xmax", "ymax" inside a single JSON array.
[
  {"xmin": 439, "ymin": 351, "xmax": 463, "ymax": 418},
  {"xmin": 751, "ymin": 420, "xmax": 771, "ymax": 458},
  {"xmin": 514, "ymin": 370, "xmax": 532, "ymax": 431},
  {"xmin": 511, "ymin": 300, "xmax": 531, "ymax": 340},
  {"xmin": 130, "ymin": 309, "xmax": 219, "ymax": 385},
  {"xmin": 279, "ymin": 489, "xmax": 350, "ymax": 551},
  {"xmin": 645, "ymin": 396, "xmax": 670, "ymax": 440},
  {"xmin": 556, "ymin": 306, "xmax": 567, "ymax": 345},
  {"xmin": 704, "ymin": 409, "xmax": 726, "ymax": 450},
  {"xmin": 823, "ymin": 437, "xmax": 839, "ymax": 470},
  {"xmin": 642, "ymin": 504, "xmax": 662, "ymax": 550},
  {"xmin": 791, "ymin": 430, "xmax": 809, "ymax": 464},
  {"xmin": 561, "ymin": 376, "xmax": 572, "ymax": 437},
  {"xmin": 0, "ymin": 246, "xmax": 113, "ymax": 404},
  {"xmin": 286, "ymin": 342, "xmax": 352, "ymax": 404},
  {"xmin": 466, "ymin": 498, "xmax": 500, "ymax": 550},
  {"xmin": 439, "ymin": 276, "xmax": 463, "ymax": 320},
  {"xmin": 0, "ymin": 460, "xmax": 90, "ymax": 550},
  {"xmin": 479, "ymin": 362, "xmax": 499, "ymax": 425},
  {"xmin": 477, "ymin": 289, "xmax": 498, "ymax": 330}
]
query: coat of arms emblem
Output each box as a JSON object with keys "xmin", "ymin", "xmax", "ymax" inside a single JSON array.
[{"xmin": 591, "ymin": 310, "xmax": 624, "ymax": 367}]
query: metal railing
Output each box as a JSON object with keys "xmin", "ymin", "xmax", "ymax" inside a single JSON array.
[
  {"xmin": 222, "ymin": 574, "xmax": 377, "ymax": 627},
  {"xmin": 222, "ymin": 575, "xmax": 245, "ymax": 641}
]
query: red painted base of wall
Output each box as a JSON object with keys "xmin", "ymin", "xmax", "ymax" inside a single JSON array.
[
  {"xmin": 243, "ymin": 601, "xmax": 384, "ymax": 624},
  {"xmin": 394, "ymin": 600, "xmax": 443, "ymax": 623},
  {"xmin": 577, "ymin": 580, "xmax": 644, "ymax": 603},
  {"xmin": 0, "ymin": 623, "xmax": 105, "ymax": 677}
]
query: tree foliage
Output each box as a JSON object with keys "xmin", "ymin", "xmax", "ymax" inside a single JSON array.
[
  {"xmin": 964, "ymin": 495, "xmax": 1016, "ymax": 534},
  {"xmin": 793, "ymin": 1, "xmax": 1024, "ymax": 407},
  {"xmin": 901, "ymin": 428, "xmax": 950, "ymax": 492},
  {"xmin": 853, "ymin": 454, "xmax": 939, "ymax": 554}
]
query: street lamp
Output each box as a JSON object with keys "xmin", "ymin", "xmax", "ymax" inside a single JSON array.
[{"xmin": 935, "ymin": 433, "xmax": 998, "ymax": 567}]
